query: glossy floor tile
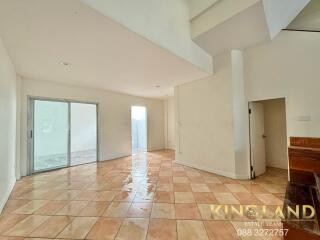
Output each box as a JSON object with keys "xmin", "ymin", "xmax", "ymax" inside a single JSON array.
[
  {"xmin": 28, "ymin": 216, "xmax": 73, "ymax": 238},
  {"xmin": 147, "ymin": 219, "xmax": 177, "ymax": 240},
  {"xmin": 177, "ymin": 220, "xmax": 209, "ymax": 240},
  {"xmin": 151, "ymin": 203, "xmax": 175, "ymax": 219},
  {"xmin": 87, "ymin": 218, "xmax": 122, "ymax": 240},
  {"xmin": 115, "ymin": 218, "xmax": 149, "ymax": 240},
  {"xmin": 57, "ymin": 217, "xmax": 97, "ymax": 239},
  {"xmin": 0, "ymin": 150, "xmax": 287, "ymax": 239}
]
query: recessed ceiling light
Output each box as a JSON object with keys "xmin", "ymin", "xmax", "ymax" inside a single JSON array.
[{"xmin": 60, "ymin": 61, "xmax": 71, "ymax": 66}]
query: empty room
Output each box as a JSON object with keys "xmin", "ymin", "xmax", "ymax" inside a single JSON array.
[{"xmin": 0, "ymin": 0, "xmax": 320, "ymax": 240}]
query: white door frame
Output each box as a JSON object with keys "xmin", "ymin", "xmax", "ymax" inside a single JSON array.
[
  {"xmin": 248, "ymin": 101, "xmax": 266, "ymax": 178},
  {"xmin": 248, "ymin": 97, "xmax": 288, "ymax": 179}
]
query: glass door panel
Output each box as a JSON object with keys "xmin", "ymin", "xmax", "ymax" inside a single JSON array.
[
  {"xmin": 70, "ymin": 103, "xmax": 97, "ymax": 166},
  {"xmin": 33, "ymin": 100, "xmax": 69, "ymax": 172},
  {"xmin": 131, "ymin": 106, "xmax": 147, "ymax": 154}
]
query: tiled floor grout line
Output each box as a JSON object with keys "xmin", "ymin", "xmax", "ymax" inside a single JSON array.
[
  {"xmin": 82, "ymin": 216, "xmax": 99, "ymax": 240},
  {"xmin": 1, "ymin": 150, "xmax": 287, "ymax": 240},
  {"xmin": 113, "ymin": 217, "xmax": 125, "ymax": 240},
  {"xmin": 48, "ymin": 216, "xmax": 75, "ymax": 239}
]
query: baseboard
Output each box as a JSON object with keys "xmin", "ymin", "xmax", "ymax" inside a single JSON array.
[
  {"xmin": 266, "ymin": 165, "xmax": 288, "ymax": 170},
  {"xmin": 0, "ymin": 179, "xmax": 16, "ymax": 214},
  {"xmin": 174, "ymin": 160, "xmax": 242, "ymax": 179},
  {"xmin": 234, "ymin": 173, "xmax": 251, "ymax": 180}
]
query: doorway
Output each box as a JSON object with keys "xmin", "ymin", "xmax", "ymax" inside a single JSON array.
[
  {"xmin": 28, "ymin": 98, "xmax": 98, "ymax": 173},
  {"xmin": 249, "ymin": 98, "xmax": 288, "ymax": 178},
  {"xmin": 131, "ymin": 106, "xmax": 147, "ymax": 154}
]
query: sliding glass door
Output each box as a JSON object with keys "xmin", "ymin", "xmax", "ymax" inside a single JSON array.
[
  {"xmin": 33, "ymin": 100, "xmax": 69, "ymax": 172},
  {"xmin": 70, "ymin": 103, "xmax": 97, "ymax": 166},
  {"xmin": 29, "ymin": 98, "xmax": 98, "ymax": 174}
]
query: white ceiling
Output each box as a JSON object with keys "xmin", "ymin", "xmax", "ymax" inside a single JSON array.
[
  {"xmin": 0, "ymin": 0, "xmax": 210, "ymax": 98},
  {"xmin": 192, "ymin": 0, "xmax": 309, "ymax": 56},
  {"xmin": 80, "ymin": 0, "xmax": 213, "ymax": 75},
  {"xmin": 193, "ymin": 1, "xmax": 270, "ymax": 56}
]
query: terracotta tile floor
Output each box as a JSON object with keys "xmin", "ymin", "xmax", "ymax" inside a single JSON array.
[{"xmin": 0, "ymin": 150, "xmax": 288, "ymax": 240}]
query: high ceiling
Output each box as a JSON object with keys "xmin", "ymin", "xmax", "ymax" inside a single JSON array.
[
  {"xmin": 191, "ymin": 0, "xmax": 310, "ymax": 56},
  {"xmin": 0, "ymin": 0, "xmax": 210, "ymax": 98},
  {"xmin": 193, "ymin": 1, "xmax": 270, "ymax": 56},
  {"xmin": 287, "ymin": 0, "xmax": 320, "ymax": 32},
  {"xmin": 0, "ymin": 0, "xmax": 313, "ymax": 99}
]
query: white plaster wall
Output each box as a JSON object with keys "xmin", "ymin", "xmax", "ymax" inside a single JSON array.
[
  {"xmin": 263, "ymin": 99, "xmax": 288, "ymax": 169},
  {"xmin": 191, "ymin": 0, "xmax": 259, "ymax": 38},
  {"xmin": 173, "ymin": 29, "xmax": 320, "ymax": 180},
  {"xmin": 288, "ymin": 0, "xmax": 320, "ymax": 31},
  {"xmin": 245, "ymin": 31, "xmax": 320, "ymax": 138},
  {"xmin": 187, "ymin": 0, "xmax": 220, "ymax": 19},
  {"xmin": 175, "ymin": 53, "xmax": 236, "ymax": 178},
  {"xmin": 164, "ymin": 97, "xmax": 175, "ymax": 150},
  {"xmin": 0, "ymin": 38, "xmax": 17, "ymax": 212},
  {"xmin": 191, "ymin": 0, "xmax": 309, "ymax": 39},
  {"xmin": 262, "ymin": 0, "xmax": 310, "ymax": 38},
  {"xmin": 81, "ymin": 0, "xmax": 213, "ymax": 74},
  {"xmin": 15, "ymin": 75, "xmax": 21, "ymax": 180},
  {"xmin": 231, "ymin": 50, "xmax": 250, "ymax": 178},
  {"xmin": 20, "ymin": 78, "xmax": 165, "ymax": 176}
]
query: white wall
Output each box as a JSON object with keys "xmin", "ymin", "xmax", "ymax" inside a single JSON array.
[
  {"xmin": 174, "ymin": 51, "xmax": 251, "ymax": 179},
  {"xmin": 232, "ymin": 30, "xmax": 320, "ymax": 177},
  {"xmin": 164, "ymin": 97, "xmax": 175, "ymax": 150},
  {"xmin": 191, "ymin": 0, "xmax": 259, "ymax": 38},
  {"xmin": 174, "ymin": 30, "xmax": 320, "ymax": 180},
  {"xmin": 263, "ymin": 99, "xmax": 288, "ymax": 169},
  {"xmin": 231, "ymin": 50, "xmax": 250, "ymax": 178},
  {"xmin": 245, "ymin": 31, "xmax": 320, "ymax": 138},
  {"xmin": 288, "ymin": 0, "xmax": 320, "ymax": 31},
  {"xmin": 262, "ymin": 0, "xmax": 310, "ymax": 38},
  {"xmin": 191, "ymin": 0, "xmax": 309, "ymax": 40},
  {"xmin": 186, "ymin": 0, "xmax": 220, "ymax": 19},
  {"xmin": 0, "ymin": 38, "xmax": 17, "ymax": 212},
  {"xmin": 15, "ymin": 75, "xmax": 21, "ymax": 180},
  {"xmin": 81, "ymin": 0, "xmax": 213, "ymax": 74},
  {"xmin": 20, "ymin": 78, "xmax": 165, "ymax": 176},
  {"xmin": 175, "ymin": 53, "xmax": 237, "ymax": 178}
]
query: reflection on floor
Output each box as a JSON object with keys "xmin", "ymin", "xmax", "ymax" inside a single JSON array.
[
  {"xmin": 71, "ymin": 149, "xmax": 97, "ymax": 166},
  {"xmin": 34, "ymin": 149, "xmax": 97, "ymax": 170},
  {"xmin": 0, "ymin": 150, "xmax": 287, "ymax": 240}
]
